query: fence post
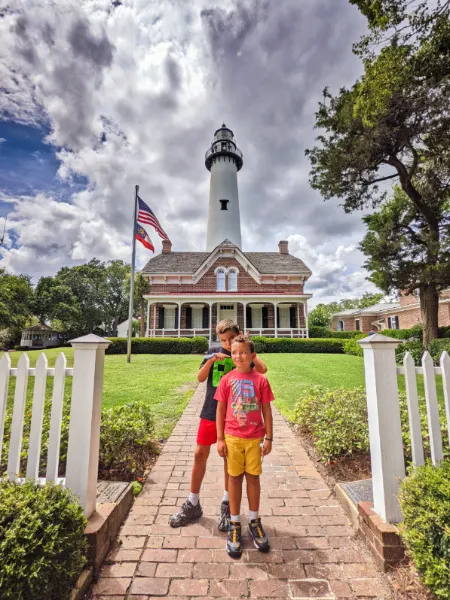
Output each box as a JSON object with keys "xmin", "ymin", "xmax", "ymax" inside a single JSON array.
[
  {"xmin": 358, "ymin": 333, "xmax": 405, "ymax": 523},
  {"xmin": 65, "ymin": 334, "xmax": 111, "ymax": 517}
]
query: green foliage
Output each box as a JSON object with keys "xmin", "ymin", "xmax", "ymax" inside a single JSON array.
[
  {"xmin": 309, "ymin": 293, "xmax": 384, "ymax": 328},
  {"xmin": 399, "ymin": 461, "xmax": 450, "ymax": 599},
  {"xmin": 1, "ymin": 399, "xmax": 156, "ymax": 481},
  {"xmin": 250, "ymin": 337, "xmax": 344, "ymax": 354},
  {"xmin": 294, "ymin": 387, "xmax": 369, "ymax": 461},
  {"xmin": 342, "ymin": 336, "xmax": 365, "ymax": 357},
  {"xmin": 105, "ymin": 336, "xmax": 208, "ymax": 355},
  {"xmin": 0, "ymin": 480, "xmax": 86, "ymax": 600},
  {"xmin": 293, "ymin": 386, "xmax": 450, "ymax": 463},
  {"xmin": 383, "ymin": 327, "xmax": 423, "ymax": 341},
  {"xmin": 0, "ymin": 269, "xmax": 34, "ymax": 347},
  {"xmin": 131, "ymin": 481, "xmax": 143, "ymax": 496},
  {"xmin": 395, "ymin": 338, "xmax": 450, "ymax": 366},
  {"xmin": 309, "ymin": 326, "xmax": 363, "ymax": 339},
  {"xmin": 100, "ymin": 401, "xmax": 155, "ymax": 477}
]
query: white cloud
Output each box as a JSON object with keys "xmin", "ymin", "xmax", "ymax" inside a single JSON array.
[{"xmin": 0, "ymin": 0, "xmax": 379, "ymax": 304}]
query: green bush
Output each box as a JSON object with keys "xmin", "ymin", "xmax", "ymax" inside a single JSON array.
[
  {"xmin": 395, "ymin": 338, "xmax": 450, "ymax": 366},
  {"xmin": 428, "ymin": 339, "xmax": 450, "ymax": 365},
  {"xmin": 439, "ymin": 326, "xmax": 450, "ymax": 339},
  {"xmin": 342, "ymin": 334, "xmax": 366, "ymax": 357},
  {"xmin": 330, "ymin": 331, "xmax": 363, "ymax": 339},
  {"xmin": 1, "ymin": 401, "xmax": 155, "ymax": 481},
  {"xmin": 100, "ymin": 401, "xmax": 155, "ymax": 477},
  {"xmin": 399, "ymin": 462, "xmax": 450, "ymax": 599},
  {"xmin": 293, "ymin": 387, "xmax": 449, "ymax": 463},
  {"xmin": 308, "ymin": 326, "xmax": 362, "ymax": 339},
  {"xmin": 0, "ymin": 480, "xmax": 87, "ymax": 600},
  {"xmin": 249, "ymin": 337, "xmax": 344, "ymax": 353},
  {"xmin": 106, "ymin": 336, "xmax": 208, "ymax": 354},
  {"xmin": 383, "ymin": 328, "xmax": 422, "ymax": 341}
]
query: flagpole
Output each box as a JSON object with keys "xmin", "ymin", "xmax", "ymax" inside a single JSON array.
[{"xmin": 127, "ymin": 184, "xmax": 139, "ymax": 363}]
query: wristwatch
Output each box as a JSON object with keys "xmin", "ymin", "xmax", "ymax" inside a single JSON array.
[{"xmin": 265, "ymin": 437, "xmax": 273, "ymax": 441}]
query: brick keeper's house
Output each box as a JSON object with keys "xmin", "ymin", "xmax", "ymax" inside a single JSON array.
[{"xmin": 140, "ymin": 124, "xmax": 313, "ymax": 343}]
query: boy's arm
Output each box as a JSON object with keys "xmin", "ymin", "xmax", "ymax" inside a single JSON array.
[
  {"xmin": 253, "ymin": 354, "xmax": 268, "ymax": 374},
  {"xmin": 261, "ymin": 403, "xmax": 273, "ymax": 456},
  {"xmin": 216, "ymin": 400, "xmax": 227, "ymax": 457}
]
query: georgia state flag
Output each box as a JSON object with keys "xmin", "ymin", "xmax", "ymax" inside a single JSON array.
[{"xmin": 136, "ymin": 223, "xmax": 154, "ymax": 252}]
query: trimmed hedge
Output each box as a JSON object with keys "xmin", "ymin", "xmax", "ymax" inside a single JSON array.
[
  {"xmin": 399, "ymin": 461, "xmax": 450, "ymax": 599},
  {"xmin": 308, "ymin": 326, "xmax": 361, "ymax": 339},
  {"xmin": 106, "ymin": 336, "xmax": 208, "ymax": 354},
  {"xmin": 0, "ymin": 480, "xmax": 87, "ymax": 600},
  {"xmin": 251, "ymin": 337, "xmax": 344, "ymax": 353}
]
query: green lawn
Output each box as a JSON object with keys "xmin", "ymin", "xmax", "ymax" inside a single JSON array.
[{"xmin": 1, "ymin": 349, "xmax": 444, "ymax": 437}]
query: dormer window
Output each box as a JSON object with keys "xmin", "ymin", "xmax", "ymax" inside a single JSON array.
[
  {"xmin": 220, "ymin": 199, "xmax": 229, "ymax": 210},
  {"xmin": 217, "ymin": 269, "xmax": 226, "ymax": 291},
  {"xmin": 228, "ymin": 269, "xmax": 238, "ymax": 291}
]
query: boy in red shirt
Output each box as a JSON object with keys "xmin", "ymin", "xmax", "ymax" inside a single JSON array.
[{"xmin": 215, "ymin": 335, "xmax": 274, "ymax": 558}]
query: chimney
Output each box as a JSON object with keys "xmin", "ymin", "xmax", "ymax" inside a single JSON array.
[
  {"xmin": 278, "ymin": 240, "xmax": 289, "ymax": 255},
  {"xmin": 162, "ymin": 239, "xmax": 172, "ymax": 254}
]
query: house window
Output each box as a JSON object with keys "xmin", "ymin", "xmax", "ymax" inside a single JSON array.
[
  {"xmin": 252, "ymin": 307, "xmax": 263, "ymax": 328},
  {"xmin": 217, "ymin": 269, "xmax": 226, "ymax": 291},
  {"xmin": 220, "ymin": 305, "xmax": 234, "ymax": 310},
  {"xmin": 164, "ymin": 307, "xmax": 176, "ymax": 329},
  {"xmin": 388, "ymin": 316, "xmax": 399, "ymax": 329},
  {"xmin": 220, "ymin": 199, "xmax": 229, "ymax": 210},
  {"xmin": 192, "ymin": 306, "xmax": 203, "ymax": 329},
  {"xmin": 228, "ymin": 269, "xmax": 238, "ymax": 291},
  {"xmin": 355, "ymin": 319, "xmax": 361, "ymax": 331},
  {"xmin": 279, "ymin": 307, "xmax": 290, "ymax": 328},
  {"xmin": 337, "ymin": 320, "xmax": 344, "ymax": 331}
]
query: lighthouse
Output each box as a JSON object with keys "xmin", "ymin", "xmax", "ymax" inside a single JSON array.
[{"xmin": 205, "ymin": 124, "xmax": 243, "ymax": 251}]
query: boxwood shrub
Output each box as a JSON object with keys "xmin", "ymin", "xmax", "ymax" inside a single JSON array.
[
  {"xmin": 0, "ymin": 480, "xmax": 87, "ymax": 600},
  {"xmin": 106, "ymin": 336, "xmax": 208, "ymax": 354},
  {"xmin": 308, "ymin": 326, "xmax": 362, "ymax": 339},
  {"xmin": 399, "ymin": 461, "xmax": 450, "ymax": 599},
  {"xmin": 251, "ymin": 337, "xmax": 344, "ymax": 353}
]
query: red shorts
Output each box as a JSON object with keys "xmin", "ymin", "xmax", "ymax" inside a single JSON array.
[{"xmin": 196, "ymin": 419, "xmax": 218, "ymax": 446}]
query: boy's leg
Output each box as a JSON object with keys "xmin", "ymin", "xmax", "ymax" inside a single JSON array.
[
  {"xmin": 224, "ymin": 436, "xmax": 245, "ymax": 558},
  {"xmin": 169, "ymin": 418, "xmax": 216, "ymax": 527},
  {"xmin": 228, "ymin": 473, "xmax": 244, "ymax": 517},
  {"xmin": 218, "ymin": 458, "xmax": 230, "ymax": 532},
  {"xmin": 244, "ymin": 439, "xmax": 269, "ymax": 552}
]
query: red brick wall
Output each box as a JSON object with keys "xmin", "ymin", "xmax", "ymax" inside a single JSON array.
[{"xmin": 148, "ymin": 257, "xmax": 304, "ymax": 295}]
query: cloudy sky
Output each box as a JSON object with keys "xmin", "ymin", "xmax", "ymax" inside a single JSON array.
[{"xmin": 0, "ymin": 0, "xmax": 381, "ymax": 306}]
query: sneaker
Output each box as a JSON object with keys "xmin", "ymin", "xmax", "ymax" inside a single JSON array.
[
  {"xmin": 218, "ymin": 500, "xmax": 230, "ymax": 532},
  {"xmin": 226, "ymin": 521, "xmax": 242, "ymax": 558},
  {"xmin": 248, "ymin": 517, "xmax": 270, "ymax": 552},
  {"xmin": 168, "ymin": 500, "xmax": 202, "ymax": 528}
]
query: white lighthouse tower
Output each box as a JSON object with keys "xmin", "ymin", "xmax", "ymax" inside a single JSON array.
[{"xmin": 205, "ymin": 124, "xmax": 243, "ymax": 251}]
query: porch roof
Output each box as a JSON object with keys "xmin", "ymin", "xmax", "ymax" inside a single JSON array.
[{"xmin": 144, "ymin": 293, "xmax": 311, "ymax": 303}]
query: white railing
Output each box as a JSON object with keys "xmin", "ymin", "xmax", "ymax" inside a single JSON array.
[
  {"xmin": 148, "ymin": 329, "xmax": 210, "ymax": 338},
  {"xmin": 147, "ymin": 328, "xmax": 308, "ymax": 339},
  {"xmin": 0, "ymin": 334, "xmax": 110, "ymax": 517},
  {"xmin": 359, "ymin": 334, "xmax": 450, "ymax": 523}
]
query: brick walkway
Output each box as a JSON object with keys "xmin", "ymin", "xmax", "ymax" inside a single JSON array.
[{"xmin": 91, "ymin": 383, "xmax": 391, "ymax": 599}]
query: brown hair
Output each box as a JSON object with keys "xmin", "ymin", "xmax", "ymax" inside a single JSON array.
[
  {"xmin": 231, "ymin": 334, "xmax": 255, "ymax": 353},
  {"xmin": 216, "ymin": 319, "xmax": 239, "ymax": 335}
]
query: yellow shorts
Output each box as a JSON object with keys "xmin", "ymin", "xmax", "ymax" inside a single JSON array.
[{"xmin": 225, "ymin": 435, "xmax": 264, "ymax": 477}]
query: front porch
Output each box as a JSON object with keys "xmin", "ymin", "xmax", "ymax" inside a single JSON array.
[{"xmin": 143, "ymin": 294, "xmax": 310, "ymax": 341}]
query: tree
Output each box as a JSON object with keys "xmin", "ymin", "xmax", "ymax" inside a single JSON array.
[
  {"xmin": 305, "ymin": 0, "xmax": 450, "ymax": 345},
  {"xmin": 101, "ymin": 261, "xmax": 130, "ymax": 336},
  {"xmin": 0, "ymin": 269, "xmax": 34, "ymax": 346},
  {"xmin": 360, "ymin": 186, "xmax": 450, "ymax": 324}
]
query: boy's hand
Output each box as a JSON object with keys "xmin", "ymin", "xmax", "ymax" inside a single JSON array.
[
  {"xmin": 261, "ymin": 440, "xmax": 272, "ymax": 456},
  {"xmin": 211, "ymin": 352, "xmax": 227, "ymax": 362},
  {"xmin": 217, "ymin": 439, "xmax": 227, "ymax": 458}
]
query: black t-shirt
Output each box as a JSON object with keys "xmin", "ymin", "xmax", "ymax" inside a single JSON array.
[{"xmin": 199, "ymin": 346, "xmax": 234, "ymax": 422}]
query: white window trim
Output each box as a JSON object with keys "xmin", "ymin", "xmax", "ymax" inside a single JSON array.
[
  {"xmin": 228, "ymin": 268, "xmax": 238, "ymax": 292},
  {"xmin": 215, "ymin": 268, "xmax": 226, "ymax": 292},
  {"xmin": 252, "ymin": 306, "xmax": 263, "ymax": 329},
  {"xmin": 388, "ymin": 315, "xmax": 399, "ymax": 330},
  {"xmin": 191, "ymin": 306, "xmax": 203, "ymax": 329},
  {"xmin": 279, "ymin": 306, "xmax": 290, "ymax": 329},
  {"xmin": 338, "ymin": 320, "xmax": 344, "ymax": 331}
]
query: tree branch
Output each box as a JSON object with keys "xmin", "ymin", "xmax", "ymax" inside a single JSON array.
[{"xmin": 361, "ymin": 173, "xmax": 398, "ymax": 186}]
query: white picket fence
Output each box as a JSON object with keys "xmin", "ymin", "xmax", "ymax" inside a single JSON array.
[
  {"xmin": 359, "ymin": 334, "xmax": 450, "ymax": 523},
  {"xmin": 0, "ymin": 334, "xmax": 110, "ymax": 517}
]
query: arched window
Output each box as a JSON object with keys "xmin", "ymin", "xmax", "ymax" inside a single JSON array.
[
  {"xmin": 337, "ymin": 320, "xmax": 344, "ymax": 331},
  {"xmin": 217, "ymin": 269, "xmax": 226, "ymax": 292},
  {"xmin": 228, "ymin": 269, "xmax": 238, "ymax": 292}
]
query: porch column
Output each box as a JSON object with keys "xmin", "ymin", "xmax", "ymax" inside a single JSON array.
[
  {"xmin": 297, "ymin": 303, "xmax": 300, "ymax": 337},
  {"xmin": 209, "ymin": 302, "xmax": 213, "ymax": 344},
  {"xmin": 304, "ymin": 301, "xmax": 309, "ymax": 338},
  {"xmin": 243, "ymin": 301, "xmax": 247, "ymax": 334},
  {"xmin": 178, "ymin": 302, "xmax": 181, "ymax": 338},
  {"xmin": 273, "ymin": 302, "xmax": 278, "ymax": 338},
  {"xmin": 146, "ymin": 301, "xmax": 151, "ymax": 337}
]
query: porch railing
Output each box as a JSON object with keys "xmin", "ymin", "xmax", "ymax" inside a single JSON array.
[
  {"xmin": 147, "ymin": 328, "xmax": 308, "ymax": 339},
  {"xmin": 358, "ymin": 333, "xmax": 450, "ymax": 523},
  {"xmin": 0, "ymin": 334, "xmax": 110, "ymax": 517}
]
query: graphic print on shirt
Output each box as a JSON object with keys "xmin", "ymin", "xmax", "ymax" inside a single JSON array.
[
  {"xmin": 231, "ymin": 378, "xmax": 258, "ymax": 427},
  {"xmin": 212, "ymin": 357, "xmax": 235, "ymax": 387}
]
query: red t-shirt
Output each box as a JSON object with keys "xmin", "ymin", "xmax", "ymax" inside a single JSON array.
[{"xmin": 214, "ymin": 370, "xmax": 274, "ymax": 439}]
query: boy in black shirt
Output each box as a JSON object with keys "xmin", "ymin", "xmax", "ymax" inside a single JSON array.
[{"xmin": 169, "ymin": 319, "xmax": 267, "ymax": 530}]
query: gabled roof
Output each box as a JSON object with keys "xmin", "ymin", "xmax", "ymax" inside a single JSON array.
[
  {"xmin": 141, "ymin": 240, "xmax": 312, "ymax": 277},
  {"xmin": 333, "ymin": 302, "xmax": 400, "ymax": 318}
]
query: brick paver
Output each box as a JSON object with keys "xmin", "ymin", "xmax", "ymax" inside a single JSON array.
[{"xmin": 91, "ymin": 383, "xmax": 392, "ymax": 599}]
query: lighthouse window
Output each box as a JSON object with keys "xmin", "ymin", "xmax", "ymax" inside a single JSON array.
[{"xmin": 220, "ymin": 199, "xmax": 229, "ymax": 211}]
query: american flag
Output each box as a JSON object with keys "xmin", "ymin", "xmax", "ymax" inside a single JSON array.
[{"xmin": 137, "ymin": 196, "xmax": 169, "ymax": 240}]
